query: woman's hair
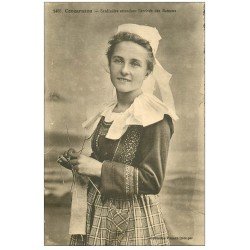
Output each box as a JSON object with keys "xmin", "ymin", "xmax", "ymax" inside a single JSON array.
[{"xmin": 106, "ymin": 32, "xmax": 155, "ymax": 73}]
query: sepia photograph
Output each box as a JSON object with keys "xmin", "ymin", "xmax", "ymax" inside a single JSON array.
[{"xmin": 44, "ymin": 2, "xmax": 205, "ymax": 246}]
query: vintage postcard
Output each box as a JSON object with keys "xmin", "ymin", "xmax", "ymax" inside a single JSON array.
[{"xmin": 45, "ymin": 2, "xmax": 205, "ymax": 246}]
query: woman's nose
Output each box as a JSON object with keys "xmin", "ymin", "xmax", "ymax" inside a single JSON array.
[{"xmin": 121, "ymin": 63, "xmax": 130, "ymax": 75}]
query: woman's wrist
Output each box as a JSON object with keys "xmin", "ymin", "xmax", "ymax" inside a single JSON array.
[
  {"xmin": 92, "ymin": 161, "xmax": 102, "ymax": 177},
  {"xmin": 77, "ymin": 156, "xmax": 102, "ymax": 177}
]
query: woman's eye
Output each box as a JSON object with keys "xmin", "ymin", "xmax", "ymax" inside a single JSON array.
[
  {"xmin": 113, "ymin": 58, "xmax": 123, "ymax": 64},
  {"xmin": 131, "ymin": 61, "xmax": 141, "ymax": 67}
]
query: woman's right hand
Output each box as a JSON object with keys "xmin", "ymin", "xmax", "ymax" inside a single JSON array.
[{"xmin": 57, "ymin": 148, "xmax": 79, "ymax": 170}]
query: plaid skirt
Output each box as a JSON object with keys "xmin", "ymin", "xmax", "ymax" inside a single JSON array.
[{"xmin": 70, "ymin": 183, "xmax": 170, "ymax": 246}]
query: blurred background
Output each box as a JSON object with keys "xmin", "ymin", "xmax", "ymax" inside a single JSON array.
[{"xmin": 45, "ymin": 2, "xmax": 204, "ymax": 246}]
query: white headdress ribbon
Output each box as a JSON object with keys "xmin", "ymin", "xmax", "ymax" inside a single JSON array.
[{"xmin": 117, "ymin": 23, "xmax": 178, "ymax": 121}]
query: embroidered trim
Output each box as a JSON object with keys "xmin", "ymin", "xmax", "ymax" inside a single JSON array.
[
  {"xmin": 125, "ymin": 165, "xmax": 129, "ymax": 195},
  {"xmin": 114, "ymin": 126, "xmax": 142, "ymax": 164},
  {"xmin": 134, "ymin": 167, "xmax": 139, "ymax": 195},
  {"xmin": 91, "ymin": 116, "xmax": 115, "ymax": 161},
  {"xmin": 125, "ymin": 165, "xmax": 134, "ymax": 196},
  {"xmin": 91, "ymin": 117, "xmax": 104, "ymax": 160}
]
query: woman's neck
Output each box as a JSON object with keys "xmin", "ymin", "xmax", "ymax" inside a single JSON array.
[{"xmin": 115, "ymin": 89, "xmax": 142, "ymax": 112}]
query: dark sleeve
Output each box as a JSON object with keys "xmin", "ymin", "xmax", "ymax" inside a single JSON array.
[{"xmin": 100, "ymin": 116, "xmax": 173, "ymax": 197}]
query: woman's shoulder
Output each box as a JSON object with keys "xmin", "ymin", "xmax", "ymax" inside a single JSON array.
[{"xmin": 142, "ymin": 114, "xmax": 174, "ymax": 137}]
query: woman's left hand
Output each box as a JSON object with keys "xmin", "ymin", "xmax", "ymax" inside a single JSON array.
[
  {"xmin": 57, "ymin": 148, "xmax": 79, "ymax": 170},
  {"xmin": 57, "ymin": 149, "xmax": 102, "ymax": 177}
]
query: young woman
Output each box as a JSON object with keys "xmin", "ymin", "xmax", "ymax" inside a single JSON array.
[{"xmin": 57, "ymin": 23, "xmax": 178, "ymax": 246}]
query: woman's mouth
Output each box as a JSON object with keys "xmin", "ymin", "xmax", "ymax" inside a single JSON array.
[{"xmin": 117, "ymin": 77, "xmax": 131, "ymax": 82}]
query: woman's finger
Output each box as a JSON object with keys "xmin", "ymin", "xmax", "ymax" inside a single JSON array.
[
  {"xmin": 68, "ymin": 148, "xmax": 76, "ymax": 154},
  {"xmin": 58, "ymin": 155, "xmax": 78, "ymax": 168},
  {"xmin": 67, "ymin": 148, "xmax": 79, "ymax": 158},
  {"xmin": 57, "ymin": 156, "xmax": 72, "ymax": 170},
  {"xmin": 69, "ymin": 159, "xmax": 79, "ymax": 166},
  {"xmin": 63, "ymin": 151, "xmax": 68, "ymax": 158},
  {"xmin": 57, "ymin": 155, "xmax": 65, "ymax": 163},
  {"xmin": 60, "ymin": 156, "xmax": 69, "ymax": 162},
  {"xmin": 62, "ymin": 149, "xmax": 78, "ymax": 159},
  {"xmin": 57, "ymin": 156, "xmax": 69, "ymax": 165}
]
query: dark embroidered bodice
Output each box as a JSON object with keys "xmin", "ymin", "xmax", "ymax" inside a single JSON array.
[
  {"xmin": 91, "ymin": 116, "xmax": 143, "ymax": 165},
  {"xmin": 90, "ymin": 115, "xmax": 173, "ymax": 197}
]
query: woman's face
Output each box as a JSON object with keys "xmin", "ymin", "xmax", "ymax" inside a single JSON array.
[{"xmin": 110, "ymin": 41, "xmax": 150, "ymax": 93}]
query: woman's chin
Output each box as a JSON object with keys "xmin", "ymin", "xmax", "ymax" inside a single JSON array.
[{"xmin": 113, "ymin": 85, "xmax": 133, "ymax": 93}]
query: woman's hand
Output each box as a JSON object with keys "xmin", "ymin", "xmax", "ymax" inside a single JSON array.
[
  {"xmin": 57, "ymin": 148, "xmax": 102, "ymax": 177},
  {"xmin": 76, "ymin": 155, "xmax": 102, "ymax": 177},
  {"xmin": 57, "ymin": 148, "xmax": 79, "ymax": 170}
]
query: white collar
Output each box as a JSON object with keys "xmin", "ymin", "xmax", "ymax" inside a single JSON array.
[{"xmin": 82, "ymin": 93, "xmax": 177, "ymax": 140}]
